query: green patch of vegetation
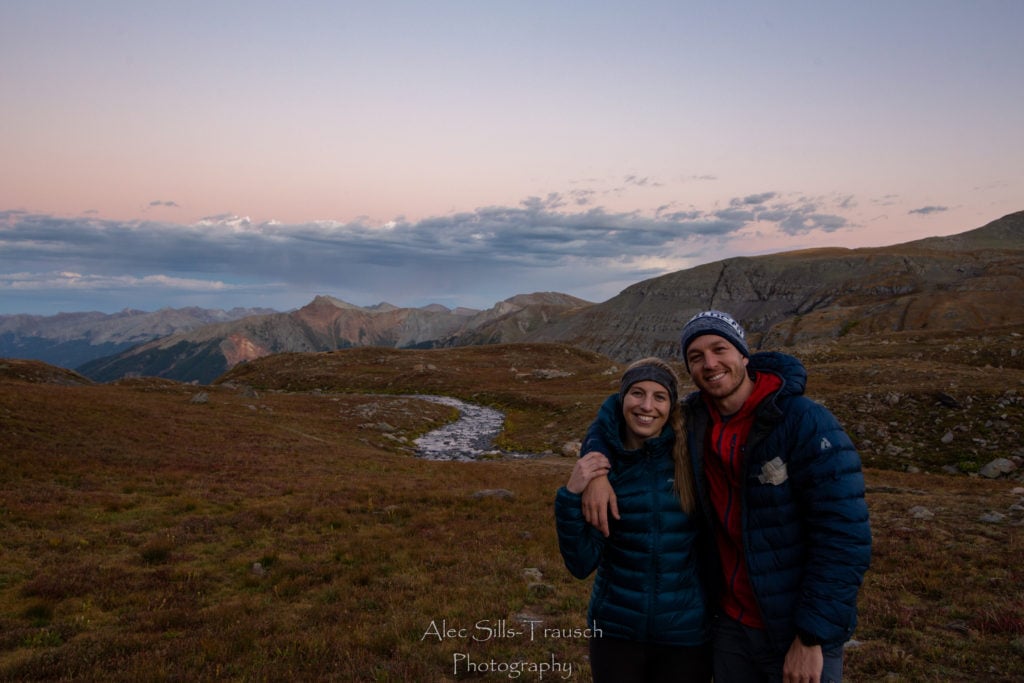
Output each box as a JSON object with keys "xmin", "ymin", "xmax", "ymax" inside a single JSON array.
[
  {"xmin": 22, "ymin": 628, "xmax": 63, "ymax": 648},
  {"xmin": 957, "ymin": 459, "xmax": 981, "ymax": 474}
]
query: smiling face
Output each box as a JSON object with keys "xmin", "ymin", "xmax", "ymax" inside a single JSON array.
[
  {"xmin": 685, "ymin": 333, "xmax": 753, "ymax": 415},
  {"xmin": 620, "ymin": 379, "xmax": 672, "ymax": 449}
]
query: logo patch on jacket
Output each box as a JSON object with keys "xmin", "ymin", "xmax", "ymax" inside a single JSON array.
[{"xmin": 758, "ymin": 457, "xmax": 788, "ymax": 486}]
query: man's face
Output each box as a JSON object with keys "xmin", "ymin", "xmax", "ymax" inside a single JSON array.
[{"xmin": 685, "ymin": 333, "xmax": 751, "ymax": 413}]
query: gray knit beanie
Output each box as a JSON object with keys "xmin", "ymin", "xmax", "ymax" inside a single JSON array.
[{"xmin": 679, "ymin": 310, "xmax": 750, "ymax": 370}]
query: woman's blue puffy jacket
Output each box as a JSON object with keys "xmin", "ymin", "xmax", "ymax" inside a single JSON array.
[{"xmin": 555, "ymin": 393, "xmax": 709, "ymax": 646}]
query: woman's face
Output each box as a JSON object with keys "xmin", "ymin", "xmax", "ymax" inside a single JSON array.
[{"xmin": 621, "ymin": 379, "xmax": 672, "ymax": 448}]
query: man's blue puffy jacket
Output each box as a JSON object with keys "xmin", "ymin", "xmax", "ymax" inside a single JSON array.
[{"xmin": 687, "ymin": 351, "xmax": 872, "ymax": 652}]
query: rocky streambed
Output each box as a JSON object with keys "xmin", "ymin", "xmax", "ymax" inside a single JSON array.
[{"xmin": 412, "ymin": 395, "xmax": 543, "ymax": 461}]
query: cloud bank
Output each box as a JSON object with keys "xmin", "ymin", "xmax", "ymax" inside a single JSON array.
[{"xmin": 1, "ymin": 192, "xmax": 853, "ymax": 314}]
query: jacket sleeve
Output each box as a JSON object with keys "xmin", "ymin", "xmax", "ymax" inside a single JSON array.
[
  {"xmin": 580, "ymin": 394, "xmax": 619, "ymax": 457},
  {"xmin": 789, "ymin": 399, "xmax": 873, "ymax": 647},
  {"xmin": 554, "ymin": 486, "xmax": 605, "ymax": 579}
]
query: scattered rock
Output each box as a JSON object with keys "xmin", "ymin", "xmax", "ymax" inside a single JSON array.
[
  {"xmin": 513, "ymin": 611, "xmax": 544, "ymax": 626},
  {"xmin": 190, "ymin": 392, "xmax": 209, "ymax": 404},
  {"xmin": 979, "ymin": 512, "xmax": 1007, "ymax": 524},
  {"xmin": 561, "ymin": 440, "xmax": 582, "ymax": 457},
  {"xmin": 940, "ymin": 431, "xmax": 955, "ymax": 444},
  {"xmin": 979, "ymin": 458, "xmax": 1017, "ymax": 479},
  {"xmin": 532, "ymin": 368, "xmax": 573, "ymax": 380},
  {"xmin": 943, "ymin": 621, "xmax": 970, "ymax": 635},
  {"xmin": 472, "ymin": 489, "xmax": 515, "ymax": 500},
  {"xmin": 909, "ymin": 506, "xmax": 934, "ymax": 519}
]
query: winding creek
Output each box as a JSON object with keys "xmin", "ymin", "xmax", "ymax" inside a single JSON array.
[{"xmin": 411, "ymin": 395, "xmax": 538, "ymax": 461}]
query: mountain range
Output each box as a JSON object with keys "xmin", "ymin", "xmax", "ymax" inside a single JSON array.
[
  {"xmin": 0, "ymin": 306, "xmax": 274, "ymax": 370},
  {"xmin": 3, "ymin": 210, "xmax": 1022, "ymax": 384}
]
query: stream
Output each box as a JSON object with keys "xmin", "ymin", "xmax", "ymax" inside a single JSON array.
[{"xmin": 411, "ymin": 395, "xmax": 536, "ymax": 461}]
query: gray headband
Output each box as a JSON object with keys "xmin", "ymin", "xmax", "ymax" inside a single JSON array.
[{"xmin": 619, "ymin": 364, "xmax": 678, "ymax": 407}]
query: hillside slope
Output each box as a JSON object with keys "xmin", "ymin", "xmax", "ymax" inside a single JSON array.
[
  {"xmin": 1, "ymin": 344, "xmax": 1022, "ymax": 681},
  {"xmin": 526, "ymin": 210, "xmax": 1024, "ymax": 360}
]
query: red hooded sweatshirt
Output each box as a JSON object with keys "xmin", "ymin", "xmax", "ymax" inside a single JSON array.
[{"xmin": 703, "ymin": 371, "xmax": 783, "ymax": 628}]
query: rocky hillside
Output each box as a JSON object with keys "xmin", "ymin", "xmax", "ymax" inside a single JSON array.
[
  {"xmin": 438, "ymin": 292, "xmax": 592, "ymax": 346},
  {"xmin": 526, "ymin": 210, "xmax": 1024, "ymax": 360}
]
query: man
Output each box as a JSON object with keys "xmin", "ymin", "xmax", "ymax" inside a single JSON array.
[{"xmin": 581, "ymin": 310, "xmax": 871, "ymax": 683}]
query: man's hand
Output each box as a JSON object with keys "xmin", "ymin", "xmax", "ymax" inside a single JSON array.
[
  {"xmin": 578, "ymin": 452, "xmax": 619, "ymax": 537},
  {"xmin": 566, "ymin": 452, "xmax": 611, "ymax": 494},
  {"xmin": 783, "ymin": 635, "xmax": 823, "ymax": 683}
]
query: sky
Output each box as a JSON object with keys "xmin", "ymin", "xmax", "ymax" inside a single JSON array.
[{"xmin": 2, "ymin": 1, "xmax": 1022, "ymax": 316}]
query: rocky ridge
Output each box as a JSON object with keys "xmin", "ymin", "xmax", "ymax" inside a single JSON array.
[{"xmin": 526, "ymin": 210, "xmax": 1024, "ymax": 361}]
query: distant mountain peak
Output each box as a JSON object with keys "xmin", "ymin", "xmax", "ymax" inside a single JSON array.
[{"xmin": 306, "ymin": 295, "xmax": 362, "ymax": 310}]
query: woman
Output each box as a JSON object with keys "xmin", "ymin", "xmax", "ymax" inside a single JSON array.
[{"xmin": 554, "ymin": 357, "xmax": 711, "ymax": 683}]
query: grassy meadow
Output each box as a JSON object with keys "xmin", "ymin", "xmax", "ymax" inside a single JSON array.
[{"xmin": 1, "ymin": 340, "xmax": 1023, "ymax": 681}]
